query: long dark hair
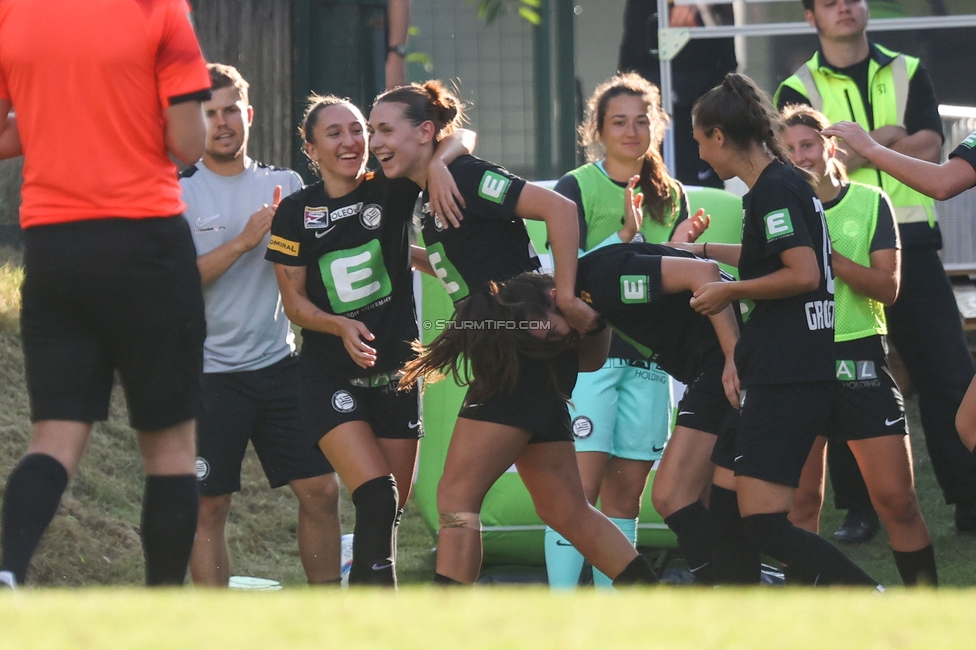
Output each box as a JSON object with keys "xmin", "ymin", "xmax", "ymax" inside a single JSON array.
[
  {"xmin": 400, "ymin": 274, "xmax": 569, "ymax": 403},
  {"xmin": 692, "ymin": 73, "xmax": 815, "ymax": 184},
  {"xmin": 581, "ymin": 73, "xmax": 675, "ymax": 225}
]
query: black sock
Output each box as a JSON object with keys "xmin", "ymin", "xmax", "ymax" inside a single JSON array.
[
  {"xmin": 892, "ymin": 545, "xmax": 938, "ymax": 587},
  {"xmin": 433, "ymin": 572, "xmax": 464, "ymax": 585},
  {"xmin": 141, "ymin": 474, "xmax": 198, "ymax": 586},
  {"xmin": 0, "ymin": 454, "xmax": 69, "ymax": 584},
  {"xmin": 664, "ymin": 501, "xmax": 714, "ymax": 585},
  {"xmin": 391, "ymin": 507, "xmax": 404, "ymax": 564},
  {"xmin": 741, "ymin": 512, "xmax": 878, "ymax": 587},
  {"xmin": 708, "ymin": 485, "xmax": 760, "ymax": 584},
  {"xmin": 611, "ymin": 554, "xmax": 658, "ymax": 587},
  {"xmin": 350, "ymin": 475, "xmax": 399, "ymax": 587}
]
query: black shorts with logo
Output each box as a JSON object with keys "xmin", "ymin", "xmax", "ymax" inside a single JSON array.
[
  {"xmin": 196, "ymin": 355, "xmax": 334, "ymax": 496},
  {"xmin": 713, "ymin": 381, "xmax": 833, "ymax": 488},
  {"xmin": 675, "ymin": 354, "xmax": 734, "ymax": 437},
  {"xmin": 21, "ymin": 217, "xmax": 205, "ymax": 431},
  {"xmin": 459, "ymin": 351, "xmax": 577, "ymax": 444},
  {"xmin": 830, "ymin": 336, "xmax": 908, "ymax": 441},
  {"xmin": 299, "ymin": 350, "xmax": 422, "ymax": 447}
]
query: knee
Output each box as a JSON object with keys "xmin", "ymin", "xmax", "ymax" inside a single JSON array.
[
  {"xmin": 872, "ymin": 491, "xmax": 921, "ymax": 528},
  {"xmin": 196, "ymin": 495, "xmax": 231, "ymax": 530},
  {"xmin": 651, "ymin": 486, "xmax": 678, "ymax": 519},
  {"xmin": 955, "ymin": 412, "xmax": 976, "ymax": 452},
  {"xmin": 436, "ymin": 474, "xmax": 483, "ymax": 513},
  {"xmin": 789, "ymin": 486, "xmax": 823, "ymax": 523},
  {"xmin": 294, "ymin": 474, "xmax": 340, "ymax": 514},
  {"xmin": 536, "ymin": 498, "xmax": 590, "ymax": 533}
]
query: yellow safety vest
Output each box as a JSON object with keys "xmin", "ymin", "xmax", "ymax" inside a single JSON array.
[{"xmin": 776, "ymin": 44, "xmax": 936, "ymax": 229}]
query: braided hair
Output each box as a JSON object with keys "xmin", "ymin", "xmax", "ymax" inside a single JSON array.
[{"xmin": 692, "ymin": 73, "xmax": 815, "ymax": 184}]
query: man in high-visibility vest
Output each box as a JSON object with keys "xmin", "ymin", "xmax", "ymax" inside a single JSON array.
[{"xmin": 776, "ymin": 0, "xmax": 976, "ymax": 536}]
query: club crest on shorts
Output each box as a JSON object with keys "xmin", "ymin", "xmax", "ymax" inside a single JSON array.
[
  {"xmin": 195, "ymin": 457, "xmax": 210, "ymax": 481},
  {"xmin": 571, "ymin": 416, "xmax": 594, "ymax": 439},
  {"xmin": 332, "ymin": 390, "xmax": 357, "ymax": 413},
  {"xmin": 360, "ymin": 203, "xmax": 382, "ymax": 230}
]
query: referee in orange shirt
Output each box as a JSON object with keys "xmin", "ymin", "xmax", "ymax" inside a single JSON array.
[{"xmin": 0, "ymin": 0, "xmax": 211, "ymax": 588}]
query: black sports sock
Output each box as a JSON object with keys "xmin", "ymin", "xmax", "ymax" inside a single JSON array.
[
  {"xmin": 611, "ymin": 554, "xmax": 658, "ymax": 587},
  {"xmin": 141, "ymin": 474, "xmax": 198, "ymax": 586},
  {"xmin": 433, "ymin": 572, "xmax": 464, "ymax": 585},
  {"xmin": 391, "ymin": 507, "xmax": 404, "ymax": 564},
  {"xmin": 664, "ymin": 501, "xmax": 714, "ymax": 585},
  {"xmin": 0, "ymin": 454, "xmax": 69, "ymax": 584},
  {"xmin": 892, "ymin": 545, "xmax": 938, "ymax": 587},
  {"xmin": 741, "ymin": 512, "xmax": 878, "ymax": 586},
  {"xmin": 708, "ymin": 485, "xmax": 760, "ymax": 584},
  {"xmin": 350, "ymin": 475, "xmax": 399, "ymax": 587}
]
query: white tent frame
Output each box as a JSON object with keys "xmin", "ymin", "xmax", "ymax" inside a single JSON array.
[{"xmin": 656, "ymin": 0, "xmax": 976, "ymax": 170}]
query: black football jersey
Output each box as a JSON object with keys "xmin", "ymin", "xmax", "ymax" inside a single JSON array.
[
  {"xmin": 576, "ymin": 243, "xmax": 725, "ymax": 384},
  {"xmin": 736, "ymin": 161, "xmax": 835, "ymax": 386},
  {"xmin": 419, "ymin": 155, "xmax": 540, "ymax": 302},
  {"xmin": 266, "ymin": 171, "xmax": 420, "ymax": 378}
]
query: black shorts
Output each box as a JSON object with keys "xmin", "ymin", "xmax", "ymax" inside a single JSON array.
[
  {"xmin": 459, "ymin": 352, "xmax": 577, "ymax": 444},
  {"xmin": 299, "ymin": 353, "xmax": 422, "ymax": 446},
  {"xmin": 830, "ymin": 336, "xmax": 908, "ymax": 441},
  {"xmin": 21, "ymin": 217, "xmax": 205, "ymax": 431},
  {"xmin": 720, "ymin": 382, "xmax": 833, "ymax": 488},
  {"xmin": 675, "ymin": 355, "xmax": 733, "ymax": 436},
  {"xmin": 196, "ymin": 355, "xmax": 334, "ymax": 496}
]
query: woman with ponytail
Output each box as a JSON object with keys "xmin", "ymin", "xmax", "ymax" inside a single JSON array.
[
  {"xmin": 266, "ymin": 94, "xmax": 474, "ymax": 586},
  {"xmin": 544, "ymin": 73, "xmax": 720, "ymax": 588},
  {"xmin": 783, "ymin": 105, "xmax": 936, "ymax": 586},
  {"xmin": 682, "ymin": 73, "xmax": 881, "ymax": 587},
  {"xmin": 370, "ymin": 81, "xmax": 659, "ymax": 586}
]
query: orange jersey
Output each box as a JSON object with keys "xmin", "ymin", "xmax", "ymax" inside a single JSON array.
[{"xmin": 0, "ymin": 0, "xmax": 211, "ymax": 228}]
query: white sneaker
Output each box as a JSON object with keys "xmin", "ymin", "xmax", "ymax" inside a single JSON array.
[{"xmin": 0, "ymin": 570, "xmax": 17, "ymax": 589}]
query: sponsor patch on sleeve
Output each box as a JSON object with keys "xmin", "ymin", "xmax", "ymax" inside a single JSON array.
[
  {"xmin": 269, "ymin": 235, "xmax": 300, "ymax": 257},
  {"xmin": 304, "ymin": 206, "xmax": 329, "ymax": 229},
  {"xmin": 763, "ymin": 208, "xmax": 794, "ymax": 241},
  {"xmin": 478, "ymin": 170, "xmax": 511, "ymax": 204},
  {"xmin": 962, "ymin": 130, "xmax": 976, "ymax": 150}
]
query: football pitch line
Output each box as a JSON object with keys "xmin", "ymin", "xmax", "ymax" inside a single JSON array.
[{"xmin": 2, "ymin": 587, "xmax": 972, "ymax": 648}]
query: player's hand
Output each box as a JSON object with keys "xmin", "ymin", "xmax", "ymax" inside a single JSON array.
[
  {"xmin": 337, "ymin": 317, "xmax": 378, "ymax": 368},
  {"xmin": 238, "ymin": 185, "xmax": 282, "ymax": 251},
  {"xmin": 820, "ymin": 121, "xmax": 878, "ymax": 160},
  {"xmin": 723, "ymin": 354, "xmax": 741, "ymax": 409},
  {"xmin": 427, "ymin": 161, "xmax": 465, "ymax": 228},
  {"xmin": 690, "ymin": 281, "xmax": 733, "ymax": 315},
  {"xmin": 620, "ymin": 175, "xmax": 644, "ymax": 241},
  {"xmin": 671, "ymin": 208, "xmax": 710, "ymax": 243},
  {"xmin": 558, "ymin": 296, "xmax": 600, "ymax": 334}
]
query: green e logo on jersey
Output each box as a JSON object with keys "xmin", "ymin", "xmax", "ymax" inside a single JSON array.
[
  {"xmin": 478, "ymin": 171, "xmax": 511, "ymax": 204},
  {"xmin": 962, "ymin": 131, "xmax": 976, "ymax": 150},
  {"xmin": 318, "ymin": 240, "xmax": 392, "ymax": 313},
  {"xmin": 764, "ymin": 209, "xmax": 794, "ymax": 241},
  {"xmin": 426, "ymin": 241, "xmax": 470, "ymax": 300},
  {"xmin": 620, "ymin": 275, "xmax": 649, "ymax": 304}
]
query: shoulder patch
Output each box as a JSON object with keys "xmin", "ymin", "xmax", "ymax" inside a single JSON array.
[
  {"xmin": 478, "ymin": 170, "xmax": 511, "ymax": 204},
  {"xmin": 179, "ymin": 165, "xmax": 199, "ymax": 179},
  {"xmin": 269, "ymin": 236, "xmax": 300, "ymax": 257},
  {"xmin": 763, "ymin": 209, "xmax": 794, "ymax": 241},
  {"xmin": 961, "ymin": 131, "xmax": 976, "ymax": 150}
]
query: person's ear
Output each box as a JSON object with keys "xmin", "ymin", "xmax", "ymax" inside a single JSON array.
[
  {"xmin": 418, "ymin": 120, "xmax": 437, "ymax": 145},
  {"xmin": 247, "ymin": 105, "xmax": 254, "ymax": 127}
]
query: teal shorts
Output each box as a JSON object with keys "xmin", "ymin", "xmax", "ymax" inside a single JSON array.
[{"xmin": 569, "ymin": 358, "xmax": 673, "ymax": 460}]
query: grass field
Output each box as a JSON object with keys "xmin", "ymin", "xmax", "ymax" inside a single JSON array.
[{"xmin": 2, "ymin": 587, "xmax": 973, "ymax": 649}]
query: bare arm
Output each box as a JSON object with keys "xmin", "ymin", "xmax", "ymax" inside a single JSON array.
[
  {"xmin": 832, "ymin": 248, "xmax": 899, "ymax": 306},
  {"xmin": 517, "ymin": 184, "xmax": 598, "ymax": 333},
  {"xmin": 0, "ymin": 103, "xmax": 22, "ymax": 160},
  {"xmin": 274, "ymin": 263, "xmax": 378, "ymax": 368},
  {"xmin": 411, "ymin": 244, "xmax": 435, "ymax": 276},
  {"xmin": 197, "ymin": 186, "xmax": 281, "ymax": 287},
  {"xmin": 822, "ymin": 121, "xmax": 976, "ymax": 200},
  {"xmin": 427, "ymin": 128, "xmax": 477, "ymax": 226},
  {"xmin": 577, "ymin": 326, "xmax": 612, "ymax": 373},
  {"xmin": 660, "ymin": 257, "xmax": 741, "ymax": 406},
  {"xmin": 690, "ymin": 246, "xmax": 820, "ymax": 316},
  {"xmin": 165, "ymin": 101, "xmax": 206, "ymax": 165},
  {"xmin": 889, "ymin": 128, "xmax": 943, "ymax": 164},
  {"xmin": 385, "ymin": 0, "xmax": 410, "ymax": 89},
  {"xmin": 667, "ymin": 241, "xmax": 741, "ymax": 267}
]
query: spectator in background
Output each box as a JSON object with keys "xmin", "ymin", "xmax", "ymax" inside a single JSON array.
[
  {"xmin": 775, "ymin": 0, "xmax": 976, "ymax": 537},
  {"xmin": 618, "ymin": 0, "xmax": 737, "ymax": 189},
  {"xmin": 180, "ymin": 64, "xmax": 341, "ymax": 588},
  {"xmin": 0, "ymin": 0, "xmax": 210, "ymax": 588}
]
